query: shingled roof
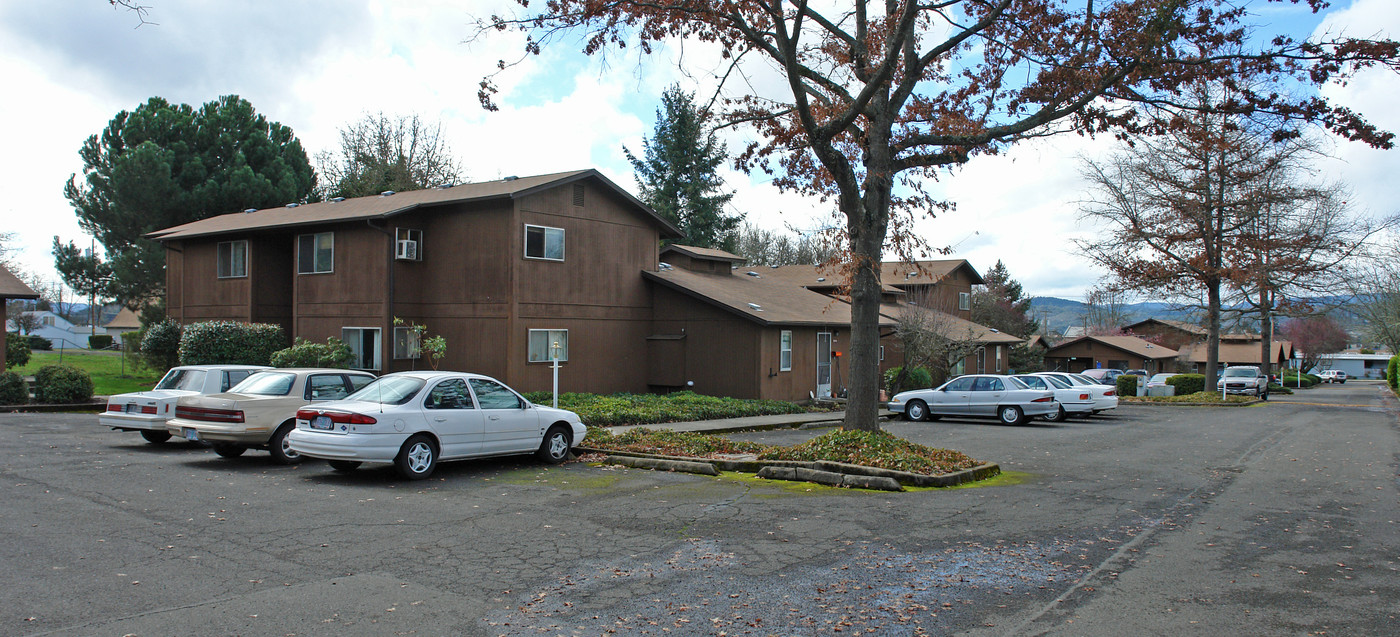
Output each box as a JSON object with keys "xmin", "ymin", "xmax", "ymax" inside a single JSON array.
[
  {"xmin": 148, "ymin": 169, "xmax": 681, "ymax": 241},
  {"xmin": 1047, "ymin": 334, "xmax": 1179, "ymax": 360},
  {"xmin": 0, "ymin": 264, "xmax": 38, "ymax": 299},
  {"xmin": 644, "ymin": 267, "xmax": 895, "ymax": 328}
]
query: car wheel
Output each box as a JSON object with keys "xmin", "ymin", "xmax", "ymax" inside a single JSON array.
[
  {"xmin": 536, "ymin": 425, "xmax": 572, "ymax": 464},
  {"xmin": 905, "ymin": 400, "xmax": 928, "ymax": 422},
  {"xmin": 395, "ymin": 435, "xmax": 438, "ymax": 480},
  {"xmin": 268, "ymin": 422, "xmax": 303, "ymax": 465},
  {"xmin": 1045, "ymin": 405, "xmax": 1067, "ymax": 423},
  {"xmin": 328, "ymin": 460, "xmax": 362, "ymax": 473},
  {"xmin": 999, "ymin": 405, "xmax": 1025, "ymax": 425},
  {"xmin": 140, "ymin": 430, "xmax": 172, "ymax": 444},
  {"xmin": 212, "ymin": 443, "xmax": 246, "ymax": 458}
]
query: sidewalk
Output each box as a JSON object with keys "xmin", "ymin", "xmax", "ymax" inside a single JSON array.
[{"xmin": 606, "ymin": 409, "xmax": 895, "ymax": 435}]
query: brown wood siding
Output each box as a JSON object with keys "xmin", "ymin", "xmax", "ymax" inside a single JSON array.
[
  {"xmin": 650, "ymin": 286, "xmax": 763, "ymax": 399},
  {"xmin": 166, "ymin": 242, "xmax": 184, "ymax": 323},
  {"xmin": 292, "ymin": 223, "xmax": 389, "ymax": 357},
  {"xmin": 1043, "ymin": 341, "xmax": 1165, "ymax": 373},
  {"xmin": 249, "ymin": 234, "xmax": 293, "ymax": 336},
  {"xmin": 176, "ymin": 240, "xmax": 252, "ymax": 323}
]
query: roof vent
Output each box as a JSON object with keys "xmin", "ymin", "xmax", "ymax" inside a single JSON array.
[
  {"xmin": 503, "ymin": 175, "xmax": 519, "ymax": 181},
  {"xmin": 437, "ymin": 182, "xmax": 454, "ymax": 189},
  {"xmin": 990, "ymin": 328, "xmax": 999, "ymax": 333},
  {"xmin": 816, "ymin": 277, "xmax": 826, "ymax": 282},
  {"xmin": 658, "ymin": 262, "xmax": 673, "ymax": 271},
  {"xmin": 243, "ymin": 208, "xmax": 257, "ymax": 213},
  {"xmin": 745, "ymin": 271, "xmax": 760, "ymax": 277},
  {"xmin": 284, "ymin": 203, "xmax": 299, "ymax": 208},
  {"xmin": 330, "ymin": 197, "xmax": 345, "ymax": 203},
  {"xmin": 747, "ymin": 303, "xmax": 763, "ymax": 311},
  {"xmin": 380, "ymin": 190, "xmax": 396, "ymax": 196},
  {"xmin": 769, "ymin": 264, "xmax": 779, "ymax": 268}
]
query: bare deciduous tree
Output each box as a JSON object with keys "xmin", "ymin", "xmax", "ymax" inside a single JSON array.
[{"xmin": 315, "ymin": 113, "xmax": 464, "ymax": 200}]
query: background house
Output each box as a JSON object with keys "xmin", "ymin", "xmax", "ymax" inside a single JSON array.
[
  {"xmin": 1, "ymin": 264, "xmax": 39, "ymax": 369},
  {"xmin": 5, "ymin": 310, "xmax": 93, "ymax": 350},
  {"xmin": 102, "ymin": 307, "xmax": 141, "ymax": 346},
  {"xmin": 1043, "ymin": 335, "xmax": 1179, "ymax": 374}
]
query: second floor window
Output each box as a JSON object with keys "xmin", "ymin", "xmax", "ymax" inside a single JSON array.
[
  {"xmin": 958, "ymin": 292, "xmax": 970, "ymax": 311},
  {"xmin": 217, "ymin": 240, "xmax": 248, "ymax": 278},
  {"xmin": 524, "ymin": 225, "xmax": 565, "ymax": 261},
  {"xmin": 298, "ymin": 232, "xmax": 334, "ymax": 274}
]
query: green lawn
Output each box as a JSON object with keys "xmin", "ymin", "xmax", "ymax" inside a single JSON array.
[{"xmin": 11, "ymin": 350, "xmax": 163, "ymax": 396}]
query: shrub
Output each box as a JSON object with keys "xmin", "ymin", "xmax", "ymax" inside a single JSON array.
[
  {"xmin": 270, "ymin": 337, "xmax": 354, "ymax": 368},
  {"xmin": 141, "ymin": 320, "xmax": 182, "ymax": 371},
  {"xmin": 6, "ymin": 332, "xmax": 31, "ymax": 369},
  {"xmin": 1166, "ymin": 373, "xmax": 1205, "ymax": 395},
  {"xmin": 178, "ymin": 321, "xmax": 285, "ymax": 366},
  {"xmin": 33, "ymin": 364, "xmax": 94, "ymax": 404},
  {"xmin": 883, "ymin": 366, "xmax": 933, "ymax": 394},
  {"xmin": 519, "ymin": 390, "xmax": 810, "ymax": 427},
  {"xmin": 88, "ymin": 334, "xmax": 114, "ymax": 350},
  {"xmin": 0, "ymin": 371, "xmax": 28, "ymax": 404},
  {"xmin": 1281, "ymin": 372, "xmax": 1316, "ymax": 388},
  {"xmin": 1116, "ymin": 374, "xmax": 1140, "ymax": 398},
  {"xmin": 1389, "ymin": 356, "xmax": 1399, "ymax": 391},
  {"xmin": 27, "ymin": 335, "xmax": 53, "ymax": 350}
]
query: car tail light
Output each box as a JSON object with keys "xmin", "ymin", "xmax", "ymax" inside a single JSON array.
[
  {"xmin": 1079, "ymin": 393, "xmax": 1090, "ymax": 400},
  {"xmin": 1104, "ymin": 389, "xmax": 1116, "ymax": 396},
  {"xmin": 1032, "ymin": 396, "xmax": 1054, "ymax": 403},
  {"xmin": 105, "ymin": 404, "xmax": 122, "ymax": 412},
  {"xmin": 297, "ymin": 409, "xmax": 376, "ymax": 425},
  {"xmin": 140, "ymin": 405, "xmax": 157, "ymax": 414},
  {"xmin": 175, "ymin": 406, "xmax": 244, "ymax": 423}
]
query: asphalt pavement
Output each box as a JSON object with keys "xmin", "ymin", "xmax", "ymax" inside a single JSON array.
[{"xmin": 1, "ymin": 382, "xmax": 1396, "ymax": 635}]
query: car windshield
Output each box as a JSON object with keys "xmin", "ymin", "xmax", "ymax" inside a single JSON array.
[
  {"xmin": 1150, "ymin": 374, "xmax": 1174, "ymax": 382},
  {"xmin": 229, "ymin": 372, "xmax": 296, "ymax": 396},
  {"xmin": 1223, "ymin": 368, "xmax": 1258, "ymax": 377},
  {"xmin": 155, "ymin": 368, "xmax": 207, "ymax": 391},
  {"xmin": 347, "ymin": 376, "xmax": 427, "ymax": 405},
  {"xmin": 1040, "ymin": 375, "xmax": 1072, "ymax": 389}
]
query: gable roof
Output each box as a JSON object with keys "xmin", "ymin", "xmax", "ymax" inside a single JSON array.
[
  {"xmin": 1124, "ymin": 317, "xmax": 1208, "ymax": 336},
  {"xmin": 661, "ymin": 245, "xmax": 747, "ymax": 263},
  {"xmin": 1178, "ymin": 340, "xmax": 1293, "ymax": 365},
  {"xmin": 880, "ymin": 260, "xmax": 984, "ymax": 286},
  {"xmin": 644, "ymin": 267, "xmax": 894, "ymax": 327},
  {"xmin": 764, "ymin": 265, "xmax": 906, "ymax": 295},
  {"xmin": 881, "ymin": 304, "xmax": 1024, "ymax": 345},
  {"xmin": 148, "ymin": 169, "xmax": 681, "ymax": 241},
  {"xmin": 0, "ymin": 264, "xmax": 38, "ymax": 299},
  {"xmin": 104, "ymin": 307, "xmax": 141, "ymax": 330},
  {"xmin": 1047, "ymin": 334, "xmax": 1179, "ymax": 360}
]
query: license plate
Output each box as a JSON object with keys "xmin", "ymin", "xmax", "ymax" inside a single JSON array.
[
  {"xmin": 124, "ymin": 404, "xmax": 138, "ymax": 414},
  {"xmin": 183, "ymin": 428, "xmax": 199, "ymax": 441},
  {"xmin": 311, "ymin": 416, "xmax": 332, "ymax": 431}
]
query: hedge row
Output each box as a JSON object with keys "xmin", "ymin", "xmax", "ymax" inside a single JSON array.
[
  {"xmin": 0, "ymin": 365, "xmax": 94, "ymax": 405},
  {"xmin": 178, "ymin": 321, "xmax": 285, "ymax": 366},
  {"xmin": 520, "ymin": 390, "xmax": 810, "ymax": 427}
]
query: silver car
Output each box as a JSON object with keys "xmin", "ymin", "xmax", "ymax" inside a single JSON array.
[
  {"xmin": 1035, "ymin": 372, "xmax": 1119, "ymax": 414},
  {"xmin": 888, "ymin": 374, "xmax": 1058, "ymax": 425}
]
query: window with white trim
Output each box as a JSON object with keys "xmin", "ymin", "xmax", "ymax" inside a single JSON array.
[
  {"xmin": 395, "ymin": 228, "xmax": 422, "ymax": 261},
  {"xmin": 393, "ymin": 326, "xmax": 421, "ymax": 359},
  {"xmin": 995, "ymin": 345, "xmax": 1003, "ymax": 372},
  {"xmin": 779, "ymin": 330, "xmax": 792, "ymax": 371},
  {"xmin": 958, "ymin": 292, "xmax": 970, "ymax": 311},
  {"xmin": 528, "ymin": 329, "xmax": 568, "ymax": 362},
  {"xmin": 298, "ymin": 232, "xmax": 334, "ymax": 274},
  {"xmin": 217, "ymin": 240, "xmax": 248, "ymax": 278},
  {"xmin": 342, "ymin": 327, "xmax": 381, "ymax": 370},
  {"xmin": 524, "ymin": 225, "xmax": 565, "ymax": 261}
]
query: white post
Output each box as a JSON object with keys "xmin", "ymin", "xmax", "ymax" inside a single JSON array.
[{"xmin": 551, "ymin": 340, "xmax": 560, "ymax": 409}]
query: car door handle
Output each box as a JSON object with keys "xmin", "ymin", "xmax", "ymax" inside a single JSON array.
[
  {"xmin": 434, "ymin": 417, "xmax": 447, "ymax": 422},
  {"xmin": 489, "ymin": 415, "xmax": 500, "ymax": 421}
]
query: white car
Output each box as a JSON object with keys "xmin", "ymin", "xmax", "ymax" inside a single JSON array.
[
  {"xmin": 166, "ymin": 369, "xmax": 376, "ymax": 463},
  {"xmin": 1317, "ymin": 369, "xmax": 1347, "ymax": 384},
  {"xmin": 99, "ymin": 365, "xmax": 269, "ymax": 443},
  {"xmin": 1012, "ymin": 374, "xmax": 1094, "ymax": 422},
  {"xmin": 1035, "ymin": 372, "xmax": 1118, "ymax": 414},
  {"xmin": 287, "ymin": 371, "xmax": 588, "ymax": 480}
]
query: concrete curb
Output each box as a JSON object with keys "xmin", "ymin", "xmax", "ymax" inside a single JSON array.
[
  {"xmin": 0, "ymin": 401, "xmax": 105, "ymax": 413},
  {"xmin": 580, "ymin": 446, "xmax": 999, "ymax": 491},
  {"xmin": 1119, "ymin": 398, "xmax": 1264, "ymax": 407}
]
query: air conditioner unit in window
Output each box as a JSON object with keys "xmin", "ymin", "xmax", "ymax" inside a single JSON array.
[{"xmin": 396, "ymin": 239, "xmax": 419, "ymax": 260}]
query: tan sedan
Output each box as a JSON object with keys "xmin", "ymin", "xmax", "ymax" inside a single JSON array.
[{"xmin": 165, "ymin": 369, "xmax": 376, "ymax": 463}]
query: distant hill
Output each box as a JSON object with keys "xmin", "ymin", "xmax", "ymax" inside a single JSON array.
[{"xmin": 1028, "ymin": 297, "xmax": 1200, "ymax": 335}]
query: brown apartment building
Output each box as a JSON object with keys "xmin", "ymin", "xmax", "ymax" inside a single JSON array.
[{"xmin": 151, "ymin": 169, "xmax": 1021, "ymax": 402}]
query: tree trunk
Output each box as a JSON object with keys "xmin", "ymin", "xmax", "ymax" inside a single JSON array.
[
  {"xmin": 1205, "ymin": 278, "xmax": 1221, "ymax": 388},
  {"xmin": 1259, "ymin": 287, "xmax": 1273, "ymax": 379}
]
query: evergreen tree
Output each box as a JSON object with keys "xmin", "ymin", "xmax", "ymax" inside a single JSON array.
[
  {"xmin": 64, "ymin": 95, "xmax": 316, "ymax": 304},
  {"xmin": 970, "ymin": 260, "xmax": 1038, "ymax": 337},
  {"xmin": 626, "ymin": 85, "xmax": 739, "ymax": 249}
]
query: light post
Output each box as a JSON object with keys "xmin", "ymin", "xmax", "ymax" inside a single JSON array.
[{"xmin": 550, "ymin": 340, "xmax": 561, "ymax": 408}]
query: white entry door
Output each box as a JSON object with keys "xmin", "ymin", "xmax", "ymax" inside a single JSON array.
[{"xmin": 816, "ymin": 332, "xmax": 833, "ymax": 398}]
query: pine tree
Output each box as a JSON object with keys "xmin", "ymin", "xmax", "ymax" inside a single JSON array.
[
  {"xmin": 626, "ymin": 86, "xmax": 739, "ymax": 249},
  {"xmin": 971, "ymin": 261, "xmax": 1038, "ymax": 337}
]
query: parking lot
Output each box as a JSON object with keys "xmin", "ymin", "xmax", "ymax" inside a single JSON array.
[{"xmin": 3, "ymin": 383, "xmax": 1397, "ymax": 635}]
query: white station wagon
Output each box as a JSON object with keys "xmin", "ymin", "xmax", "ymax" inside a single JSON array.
[
  {"xmin": 287, "ymin": 371, "xmax": 587, "ymax": 480},
  {"xmin": 100, "ymin": 365, "xmax": 270, "ymax": 443}
]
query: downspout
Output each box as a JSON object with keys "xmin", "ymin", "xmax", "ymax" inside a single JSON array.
[{"xmin": 367, "ymin": 220, "xmax": 395, "ymax": 371}]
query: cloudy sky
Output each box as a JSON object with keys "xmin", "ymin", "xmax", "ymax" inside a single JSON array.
[{"xmin": 1, "ymin": 0, "xmax": 1396, "ymax": 301}]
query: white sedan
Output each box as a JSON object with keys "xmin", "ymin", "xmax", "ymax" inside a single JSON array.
[
  {"xmin": 99, "ymin": 364, "xmax": 269, "ymax": 443},
  {"xmin": 1034, "ymin": 372, "xmax": 1119, "ymax": 414},
  {"xmin": 286, "ymin": 371, "xmax": 588, "ymax": 480},
  {"xmin": 1012, "ymin": 374, "xmax": 1094, "ymax": 422}
]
